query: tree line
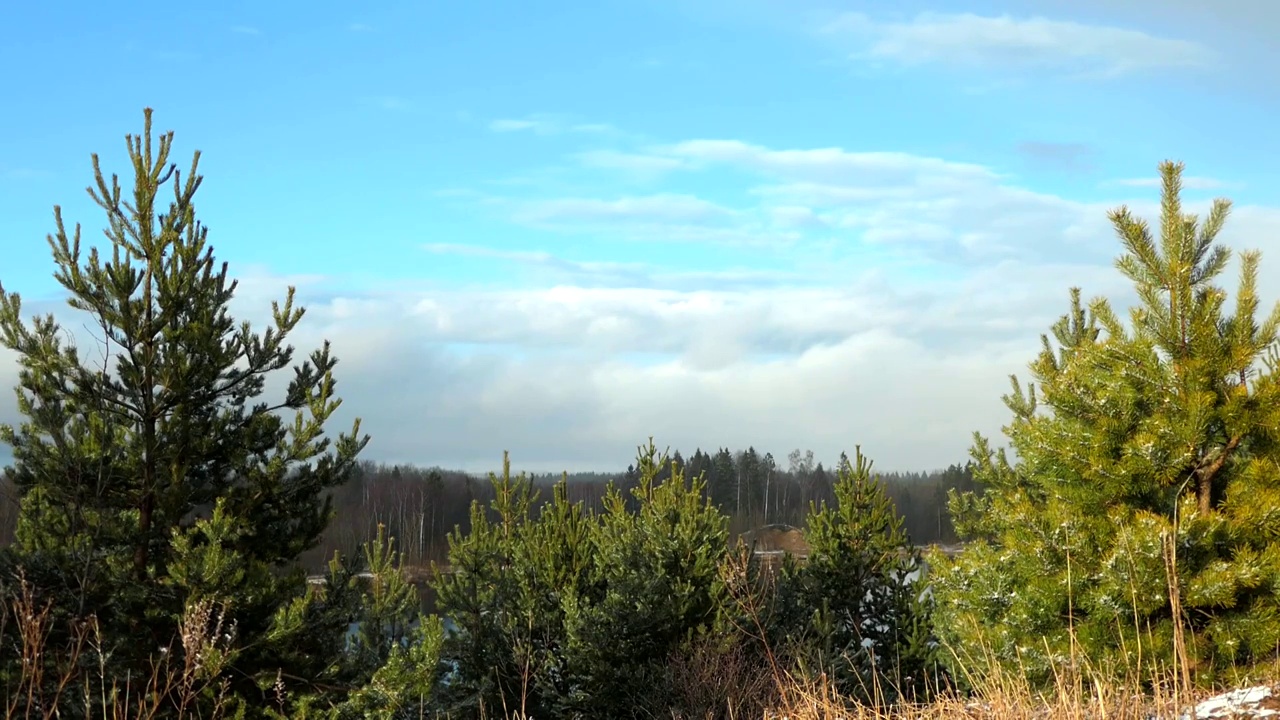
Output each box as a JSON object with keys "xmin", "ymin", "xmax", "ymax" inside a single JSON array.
[{"xmin": 296, "ymin": 451, "xmax": 977, "ymax": 572}]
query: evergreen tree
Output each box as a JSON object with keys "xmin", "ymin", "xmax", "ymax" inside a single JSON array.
[
  {"xmin": 506, "ymin": 474, "xmax": 594, "ymax": 718},
  {"xmin": 671, "ymin": 449, "xmax": 686, "ymax": 478},
  {"xmin": 432, "ymin": 442, "xmax": 731, "ymax": 718},
  {"xmin": 772, "ymin": 447, "xmax": 941, "ymax": 705},
  {"xmin": 687, "ymin": 448, "xmax": 712, "ymax": 503},
  {"xmin": 811, "ymin": 461, "xmax": 832, "ymax": 507},
  {"xmin": 931, "ymin": 161, "xmax": 1280, "ymax": 687},
  {"xmin": 710, "ymin": 447, "xmax": 736, "ymax": 510},
  {"xmin": 0, "ymin": 109, "xmax": 369, "ymax": 712},
  {"xmin": 737, "ymin": 447, "xmax": 761, "ymax": 516},
  {"xmin": 762, "ymin": 451, "xmax": 777, "ymax": 521},
  {"xmin": 268, "ymin": 525, "xmax": 445, "ymax": 719},
  {"xmin": 432, "ymin": 451, "xmax": 535, "ymax": 717},
  {"xmin": 562, "ymin": 439, "xmax": 730, "ymax": 717}
]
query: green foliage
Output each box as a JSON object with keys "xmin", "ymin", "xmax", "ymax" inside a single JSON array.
[
  {"xmin": 562, "ymin": 439, "xmax": 730, "ymax": 717},
  {"xmin": 433, "ymin": 440, "xmax": 730, "ymax": 718},
  {"xmin": 0, "ymin": 109, "xmax": 380, "ymax": 715},
  {"xmin": 771, "ymin": 447, "xmax": 942, "ymax": 704},
  {"xmin": 431, "ymin": 451, "xmax": 537, "ymax": 716},
  {"xmin": 507, "ymin": 472, "xmax": 595, "ymax": 715},
  {"xmin": 347, "ymin": 525, "xmax": 427, "ymax": 680},
  {"xmin": 267, "ymin": 527, "xmax": 445, "ymax": 719},
  {"xmin": 931, "ymin": 161, "xmax": 1280, "ymax": 687},
  {"xmin": 335, "ymin": 616, "xmax": 445, "ymax": 719}
]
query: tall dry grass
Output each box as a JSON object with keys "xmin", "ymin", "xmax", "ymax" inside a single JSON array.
[
  {"xmin": 712, "ymin": 537, "xmax": 1266, "ymax": 720},
  {"xmin": 1, "ymin": 571, "xmax": 236, "ymax": 720},
  {"xmin": 3, "ymin": 547, "xmax": 1276, "ymax": 720}
]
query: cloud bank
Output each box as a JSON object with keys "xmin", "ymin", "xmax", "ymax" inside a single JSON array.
[{"xmin": 6, "ymin": 125, "xmax": 1279, "ymax": 476}]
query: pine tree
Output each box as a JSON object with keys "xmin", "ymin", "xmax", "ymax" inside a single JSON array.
[
  {"xmin": 432, "ymin": 451, "xmax": 535, "ymax": 717},
  {"xmin": 507, "ymin": 474, "xmax": 594, "ymax": 718},
  {"xmin": 263, "ymin": 525, "xmax": 445, "ymax": 719},
  {"xmin": 772, "ymin": 447, "xmax": 941, "ymax": 705},
  {"xmin": 687, "ymin": 448, "xmax": 712, "ymax": 503},
  {"xmin": 710, "ymin": 447, "xmax": 736, "ymax": 510},
  {"xmin": 436, "ymin": 467, "xmax": 594, "ymax": 719},
  {"xmin": 0, "ymin": 109, "xmax": 369, "ymax": 709},
  {"xmin": 562, "ymin": 439, "xmax": 730, "ymax": 717},
  {"xmin": 432, "ymin": 442, "xmax": 730, "ymax": 717},
  {"xmin": 931, "ymin": 161, "xmax": 1280, "ymax": 687}
]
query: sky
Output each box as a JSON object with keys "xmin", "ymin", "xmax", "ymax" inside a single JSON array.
[{"xmin": 2, "ymin": 0, "xmax": 1280, "ymax": 474}]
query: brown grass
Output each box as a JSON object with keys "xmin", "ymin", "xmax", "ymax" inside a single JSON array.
[
  {"xmin": 2, "ymin": 563, "xmax": 1273, "ymax": 720},
  {"xmin": 1, "ymin": 571, "xmax": 236, "ymax": 720}
]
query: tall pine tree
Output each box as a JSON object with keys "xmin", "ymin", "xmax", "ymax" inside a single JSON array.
[
  {"xmin": 931, "ymin": 161, "xmax": 1280, "ymax": 687},
  {"xmin": 0, "ymin": 109, "xmax": 369, "ymax": 708}
]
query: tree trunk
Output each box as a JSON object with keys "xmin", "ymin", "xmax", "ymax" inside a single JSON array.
[
  {"xmin": 1195, "ymin": 435, "xmax": 1241, "ymax": 515},
  {"xmin": 135, "ymin": 263, "xmax": 158, "ymax": 580}
]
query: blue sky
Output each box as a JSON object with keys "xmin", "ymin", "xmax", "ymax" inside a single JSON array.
[{"xmin": 3, "ymin": 0, "xmax": 1280, "ymax": 473}]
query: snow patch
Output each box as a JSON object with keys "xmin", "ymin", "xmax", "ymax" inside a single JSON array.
[{"xmin": 1180, "ymin": 686, "xmax": 1280, "ymax": 720}]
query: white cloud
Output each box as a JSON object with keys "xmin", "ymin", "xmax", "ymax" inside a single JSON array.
[
  {"xmin": 662, "ymin": 139, "xmax": 999, "ymax": 185},
  {"xmin": 490, "ymin": 119, "xmax": 547, "ymax": 133},
  {"xmin": 230, "ymin": 25, "xmax": 261, "ymax": 35},
  {"xmin": 423, "ymin": 242, "xmax": 555, "ymax": 264},
  {"xmin": 824, "ymin": 12, "xmax": 1216, "ymax": 79},
  {"xmin": 10, "ymin": 131, "xmax": 1280, "ymax": 477},
  {"xmin": 449, "ymin": 137, "xmax": 1107, "ymax": 262},
  {"xmin": 463, "ymin": 139, "xmax": 1061, "ymax": 256},
  {"xmin": 768, "ymin": 206, "xmax": 827, "ymax": 230},
  {"xmin": 513, "ymin": 194, "xmax": 734, "ymax": 225},
  {"xmin": 8, "ymin": 204, "xmax": 1280, "ymax": 474},
  {"xmin": 576, "ymin": 150, "xmax": 690, "ymax": 179},
  {"xmin": 749, "ymin": 182, "xmax": 917, "ymax": 205},
  {"xmin": 1009, "ymin": 0, "xmax": 1280, "ymax": 61},
  {"xmin": 283, "ymin": 204, "xmax": 1280, "ymax": 472},
  {"xmin": 464, "ymin": 191, "xmax": 808, "ymax": 248},
  {"xmin": 488, "ymin": 115, "xmax": 621, "ymax": 137},
  {"xmin": 639, "ymin": 139, "xmax": 1112, "ymax": 264},
  {"xmin": 421, "ymin": 243, "xmax": 801, "ymax": 290},
  {"xmin": 410, "ymin": 128, "xmax": 1280, "ymax": 470},
  {"xmin": 0, "ymin": 263, "xmax": 1037, "ymax": 471},
  {"xmin": 570, "ymin": 123, "xmax": 621, "ymax": 135}
]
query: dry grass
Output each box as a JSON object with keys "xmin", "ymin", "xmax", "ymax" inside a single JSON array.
[
  {"xmin": 705, "ymin": 542, "xmax": 1258, "ymax": 720},
  {"xmin": 2, "ymin": 564, "xmax": 1275, "ymax": 720},
  {"xmin": 481, "ymin": 670, "xmax": 1237, "ymax": 720},
  {"xmin": 758, "ymin": 655, "xmax": 1272, "ymax": 720},
  {"xmin": 760, "ymin": 666, "xmax": 1185, "ymax": 720},
  {"xmin": 1, "ymin": 571, "xmax": 236, "ymax": 720},
  {"xmin": 666, "ymin": 635, "xmax": 780, "ymax": 719}
]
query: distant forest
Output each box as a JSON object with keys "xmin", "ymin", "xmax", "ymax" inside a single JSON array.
[
  {"xmin": 305, "ymin": 447, "xmax": 980, "ymax": 570},
  {"xmin": 0, "ymin": 445, "xmax": 979, "ymax": 571}
]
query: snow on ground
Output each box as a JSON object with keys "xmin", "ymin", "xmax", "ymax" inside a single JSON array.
[{"xmin": 1179, "ymin": 686, "xmax": 1280, "ymax": 719}]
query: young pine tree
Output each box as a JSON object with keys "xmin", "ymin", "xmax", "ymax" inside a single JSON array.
[
  {"xmin": 0, "ymin": 109, "xmax": 369, "ymax": 709},
  {"xmin": 506, "ymin": 474, "xmax": 595, "ymax": 717},
  {"xmin": 562, "ymin": 439, "xmax": 730, "ymax": 717},
  {"xmin": 772, "ymin": 447, "xmax": 941, "ymax": 705},
  {"xmin": 432, "ymin": 451, "xmax": 538, "ymax": 717},
  {"xmin": 271, "ymin": 526, "xmax": 445, "ymax": 720},
  {"xmin": 931, "ymin": 161, "xmax": 1280, "ymax": 687}
]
